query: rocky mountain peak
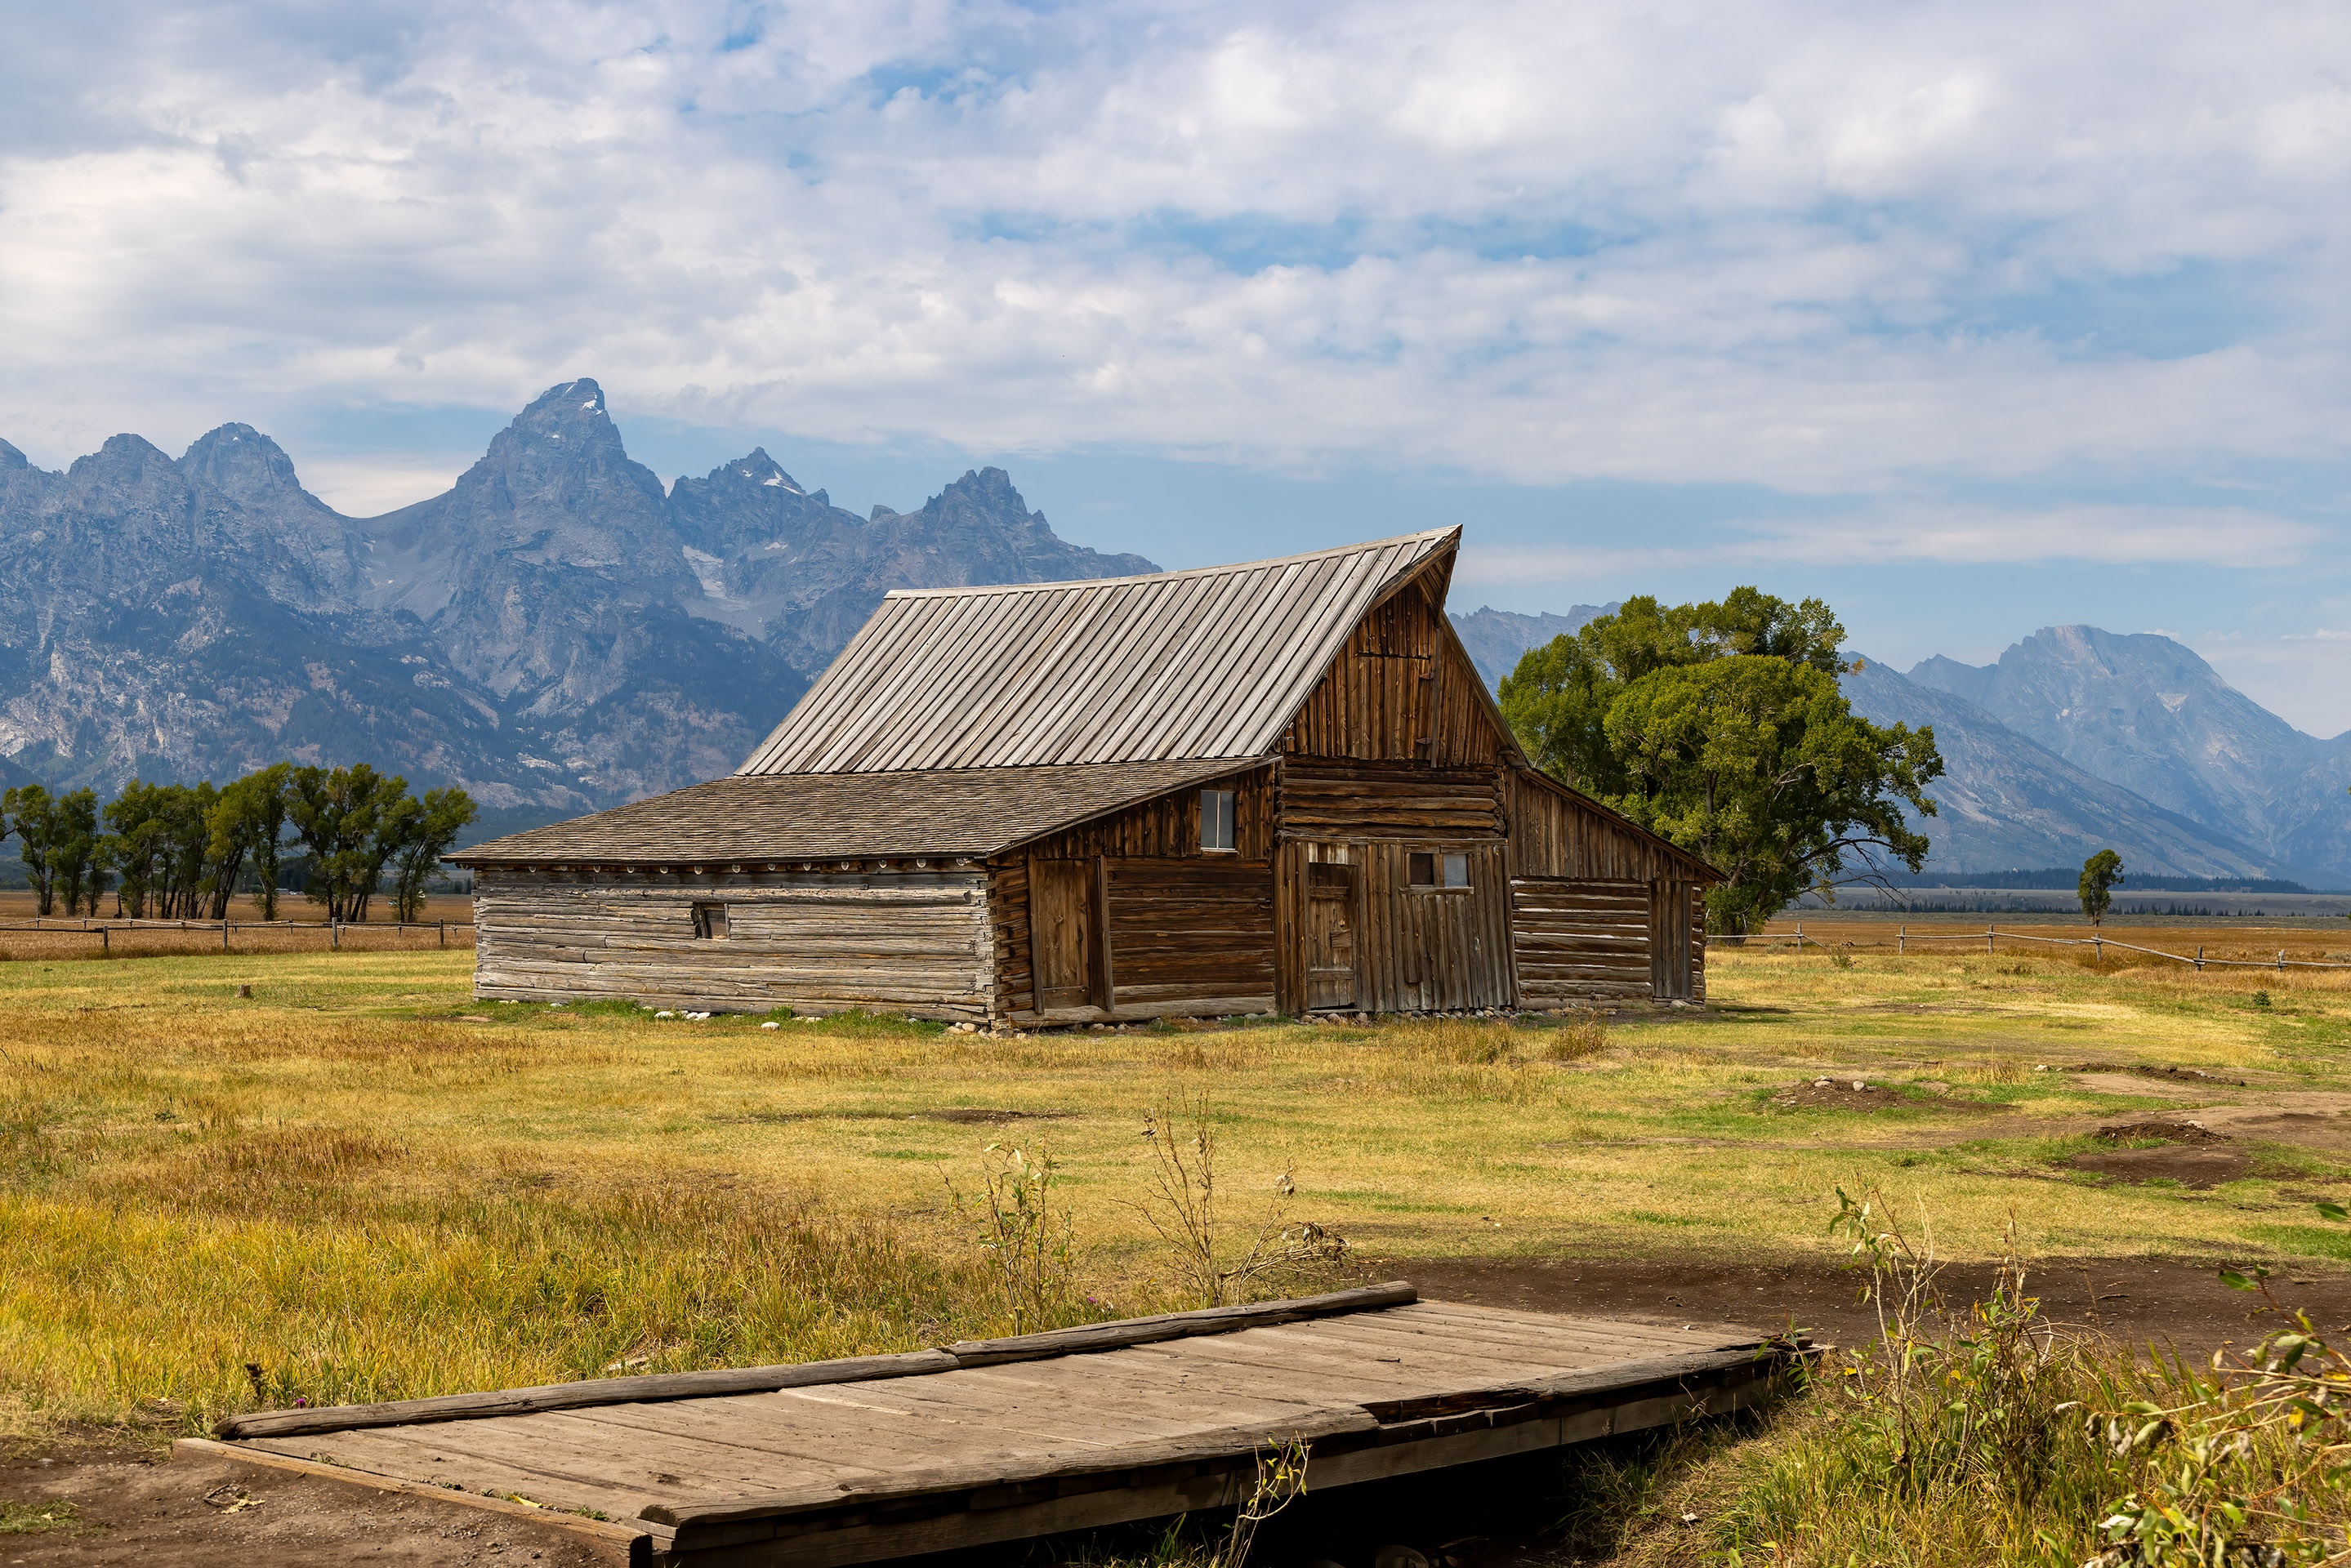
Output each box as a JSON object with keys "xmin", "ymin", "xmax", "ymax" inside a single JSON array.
[
  {"xmin": 0, "ymin": 438, "xmax": 29, "ymax": 471},
  {"xmin": 179, "ymin": 423, "xmax": 332, "ymax": 514}
]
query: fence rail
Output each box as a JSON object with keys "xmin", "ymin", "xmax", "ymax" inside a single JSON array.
[
  {"xmin": 0, "ymin": 916, "xmax": 475, "ymax": 953},
  {"xmin": 1745, "ymin": 921, "xmax": 2351, "ymax": 972}
]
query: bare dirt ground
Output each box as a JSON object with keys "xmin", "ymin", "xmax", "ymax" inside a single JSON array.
[
  {"xmin": 0, "ymin": 1437, "xmax": 626, "ymax": 1566},
  {"xmin": 1395, "ymin": 1251, "xmax": 2351, "ymax": 1356}
]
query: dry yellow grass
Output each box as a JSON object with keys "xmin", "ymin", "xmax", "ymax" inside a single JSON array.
[{"xmin": 2, "ymin": 940, "xmax": 2348, "ymax": 1441}]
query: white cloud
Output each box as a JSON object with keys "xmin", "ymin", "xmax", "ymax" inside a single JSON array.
[{"xmin": 1, "ymin": 0, "xmax": 2349, "ymax": 512}]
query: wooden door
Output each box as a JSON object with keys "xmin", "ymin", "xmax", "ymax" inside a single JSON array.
[
  {"xmin": 1649, "ymin": 880, "xmax": 1692, "ymax": 1000},
  {"xmin": 1032, "ymin": 859, "xmax": 1099, "ymax": 1012},
  {"xmin": 1305, "ymin": 861, "xmax": 1358, "ymax": 1010}
]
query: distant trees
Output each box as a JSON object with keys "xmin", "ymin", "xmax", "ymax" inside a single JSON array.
[
  {"xmin": 1500, "ymin": 588, "xmax": 1946, "ymax": 934},
  {"xmin": 2, "ymin": 763, "xmax": 474, "ymax": 921},
  {"xmin": 2079, "ymin": 850, "xmax": 2126, "ymax": 926},
  {"xmin": 0, "ymin": 786, "xmax": 103, "ymax": 916}
]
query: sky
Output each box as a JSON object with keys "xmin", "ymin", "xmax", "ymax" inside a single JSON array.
[{"xmin": 4, "ymin": 2, "xmax": 2351, "ymax": 730}]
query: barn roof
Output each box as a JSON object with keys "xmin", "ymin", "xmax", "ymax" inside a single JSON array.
[
  {"xmin": 447, "ymin": 759, "xmax": 1260, "ymax": 867},
  {"xmin": 736, "ymin": 528, "xmax": 1459, "ymax": 776}
]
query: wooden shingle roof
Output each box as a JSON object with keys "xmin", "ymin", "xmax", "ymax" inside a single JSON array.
[
  {"xmin": 448, "ymin": 760, "xmax": 1261, "ymax": 866},
  {"xmin": 736, "ymin": 528, "xmax": 1458, "ymax": 776}
]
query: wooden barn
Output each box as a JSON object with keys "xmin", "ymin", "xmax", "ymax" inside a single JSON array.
[{"xmin": 449, "ymin": 528, "xmax": 1719, "ymax": 1026}]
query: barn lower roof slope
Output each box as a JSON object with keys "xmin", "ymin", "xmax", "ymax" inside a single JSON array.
[{"xmin": 447, "ymin": 760, "xmax": 1260, "ymax": 866}]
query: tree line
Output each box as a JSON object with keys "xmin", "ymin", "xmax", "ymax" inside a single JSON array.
[{"xmin": 0, "ymin": 764, "xmax": 477, "ymax": 923}]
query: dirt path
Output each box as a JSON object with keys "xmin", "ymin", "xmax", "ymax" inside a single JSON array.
[
  {"xmin": 1395, "ymin": 1252, "xmax": 2351, "ymax": 1355},
  {"xmin": 0, "ymin": 1437, "xmax": 625, "ymax": 1567}
]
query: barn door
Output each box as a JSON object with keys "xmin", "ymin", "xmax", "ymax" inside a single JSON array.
[
  {"xmin": 1031, "ymin": 859, "xmax": 1102, "ymax": 1013},
  {"xmin": 1305, "ymin": 861, "xmax": 1358, "ymax": 1010},
  {"xmin": 1649, "ymin": 880, "xmax": 1693, "ymax": 1000}
]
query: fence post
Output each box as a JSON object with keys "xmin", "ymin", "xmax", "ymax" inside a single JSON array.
[
  {"xmin": 1899, "ymin": 924, "xmax": 1906, "ymax": 956},
  {"xmin": 439, "ymin": 920, "xmax": 446, "ymax": 949},
  {"xmin": 2094, "ymin": 935, "xmax": 2103, "ymax": 964},
  {"xmin": 222, "ymin": 920, "xmax": 229, "ymax": 952},
  {"xmin": 2196, "ymin": 946, "xmax": 2204, "ymax": 972},
  {"xmin": 1987, "ymin": 924, "xmax": 1996, "ymax": 956},
  {"xmin": 1796, "ymin": 920, "xmax": 1804, "ymax": 950},
  {"xmin": 332, "ymin": 922, "xmax": 340, "ymax": 951},
  {"xmin": 2279, "ymin": 950, "xmax": 2287, "ymax": 972},
  {"xmin": 100, "ymin": 927, "xmax": 108, "ymax": 956}
]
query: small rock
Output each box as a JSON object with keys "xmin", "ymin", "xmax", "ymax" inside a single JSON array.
[
  {"xmin": 760, "ymin": 1021, "xmax": 781, "ymax": 1031},
  {"xmin": 1851, "ymin": 1080, "xmax": 1867, "ymax": 1091},
  {"xmin": 654, "ymin": 1010, "xmax": 675, "ymax": 1019}
]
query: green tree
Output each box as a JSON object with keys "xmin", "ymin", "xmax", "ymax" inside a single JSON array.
[
  {"xmin": 50, "ymin": 790, "xmax": 104, "ymax": 915},
  {"xmin": 2, "ymin": 785, "xmax": 62, "ymax": 914},
  {"xmin": 100, "ymin": 782, "xmax": 174, "ymax": 919},
  {"xmin": 1501, "ymin": 589, "xmax": 1944, "ymax": 934},
  {"xmin": 206, "ymin": 764, "xmax": 291, "ymax": 919},
  {"xmin": 388, "ymin": 787, "xmax": 478, "ymax": 923},
  {"xmin": 288, "ymin": 764, "xmax": 409, "ymax": 921},
  {"xmin": 2079, "ymin": 849, "xmax": 2125, "ymax": 927}
]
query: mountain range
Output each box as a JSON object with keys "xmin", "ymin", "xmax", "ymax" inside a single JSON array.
[
  {"xmin": 1456, "ymin": 614, "xmax": 2351, "ymax": 886},
  {"xmin": 0, "ymin": 380, "xmax": 1152, "ymax": 825},
  {"xmin": 7, "ymin": 376, "xmax": 2344, "ymax": 884}
]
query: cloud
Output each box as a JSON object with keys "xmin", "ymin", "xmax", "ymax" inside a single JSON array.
[
  {"xmin": 1457, "ymin": 501, "xmax": 2323, "ymax": 586},
  {"xmin": 1, "ymin": 0, "xmax": 2349, "ymax": 511}
]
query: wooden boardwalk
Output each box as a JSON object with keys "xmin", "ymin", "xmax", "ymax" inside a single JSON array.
[{"xmin": 180, "ymin": 1284, "xmax": 1799, "ymax": 1566}]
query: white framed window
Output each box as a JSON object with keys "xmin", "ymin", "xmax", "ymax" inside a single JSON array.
[
  {"xmin": 692, "ymin": 902, "xmax": 728, "ymax": 939},
  {"xmin": 1201, "ymin": 789, "xmax": 1237, "ymax": 852}
]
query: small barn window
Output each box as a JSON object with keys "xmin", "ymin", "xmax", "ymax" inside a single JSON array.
[
  {"xmin": 1201, "ymin": 789, "xmax": 1237, "ymax": 852},
  {"xmin": 1408, "ymin": 852, "xmax": 1471, "ymax": 890},
  {"xmin": 692, "ymin": 903, "xmax": 728, "ymax": 939}
]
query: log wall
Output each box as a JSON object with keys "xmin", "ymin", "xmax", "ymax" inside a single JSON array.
[
  {"xmin": 1278, "ymin": 761, "xmax": 1506, "ymax": 840},
  {"xmin": 473, "ymin": 867, "xmax": 993, "ymax": 1021},
  {"xmin": 1510, "ymin": 877, "xmax": 1653, "ymax": 1002}
]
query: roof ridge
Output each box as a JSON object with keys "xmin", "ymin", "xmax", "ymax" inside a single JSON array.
[{"xmin": 879, "ymin": 526, "xmax": 1459, "ymax": 600}]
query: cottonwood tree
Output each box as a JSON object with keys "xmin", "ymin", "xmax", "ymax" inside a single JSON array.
[
  {"xmin": 288, "ymin": 764, "xmax": 409, "ymax": 922},
  {"xmin": 388, "ymin": 789, "xmax": 478, "ymax": 922},
  {"xmin": 1501, "ymin": 589, "xmax": 1944, "ymax": 934},
  {"xmin": 2, "ymin": 785, "xmax": 63, "ymax": 914},
  {"xmin": 2078, "ymin": 850, "xmax": 2125, "ymax": 926}
]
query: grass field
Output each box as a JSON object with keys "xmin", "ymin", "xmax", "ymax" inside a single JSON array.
[{"xmin": 3, "ymin": 930, "xmax": 2350, "ymax": 1450}]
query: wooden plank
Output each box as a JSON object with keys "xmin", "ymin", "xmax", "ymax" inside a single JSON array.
[
  {"xmin": 944, "ymin": 1281, "xmax": 1416, "ymax": 1364},
  {"xmin": 216, "ymin": 1350, "xmax": 959, "ymax": 1441},
  {"xmin": 647, "ymin": 1407, "xmax": 1381, "ymax": 1535},
  {"xmin": 175, "ymin": 1437, "xmax": 667, "ymax": 1565}
]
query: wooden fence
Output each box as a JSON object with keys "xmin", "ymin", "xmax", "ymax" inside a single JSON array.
[
  {"xmin": 0, "ymin": 916, "xmax": 474, "ymax": 955},
  {"xmin": 1747, "ymin": 921, "xmax": 2351, "ymax": 973}
]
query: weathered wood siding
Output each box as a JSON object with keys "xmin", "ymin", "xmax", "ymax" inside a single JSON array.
[
  {"xmin": 1509, "ymin": 769, "xmax": 1696, "ymax": 881},
  {"xmin": 1507, "ymin": 773, "xmax": 1715, "ymax": 1003},
  {"xmin": 993, "ymin": 854, "xmax": 1276, "ymax": 1025},
  {"xmin": 993, "ymin": 769, "xmax": 1278, "ymax": 1025},
  {"xmin": 474, "ymin": 867, "xmax": 993, "ymax": 1020},
  {"xmin": 1511, "ymin": 878, "xmax": 1653, "ymax": 1001},
  {"xmin": 1015, "ymin": 766, "xmax": 1274, "ymax": 861},
  {"xmin": 1275, "ymin": 840, "xmax": 1515, "ymax": 1013},
  {"xmin": 1278, "ymin": 761, "xmax": 1506, "ymax": 840},
  {"xmin": 1280, "ymin": 578, "xmax": 1506, "ymax": 768}
]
